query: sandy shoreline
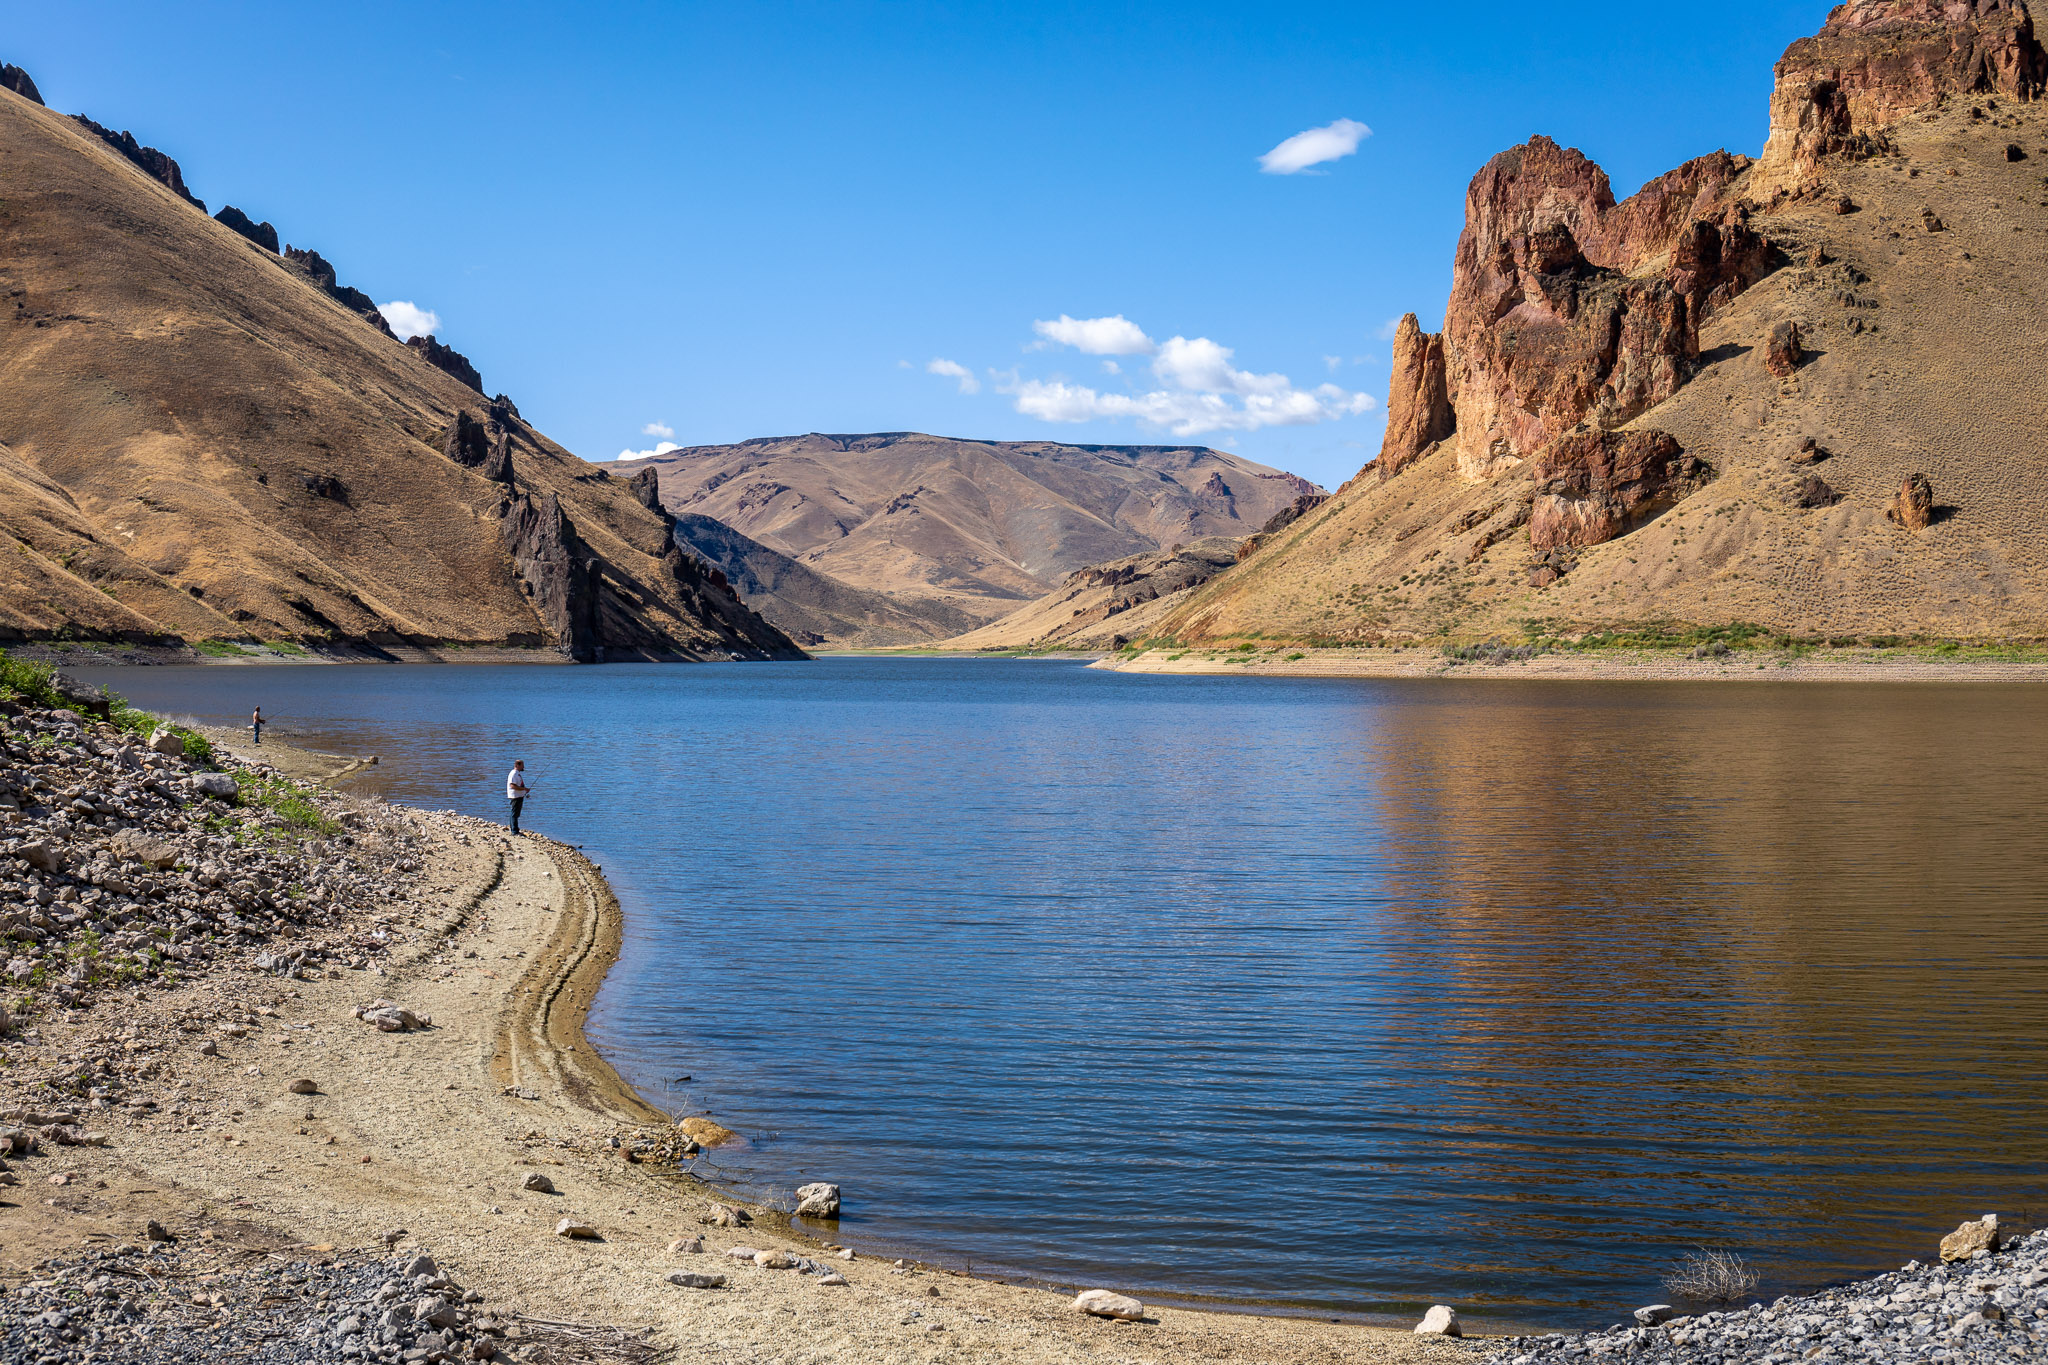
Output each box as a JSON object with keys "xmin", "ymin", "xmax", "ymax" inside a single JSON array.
[
  {"xmin": 1093, "ymin": 645, "xmax": 2048, "ymax": 683},
  {"xmin": 0, "ymin": 727, "xmax": 1472, "ymax": 1363}
]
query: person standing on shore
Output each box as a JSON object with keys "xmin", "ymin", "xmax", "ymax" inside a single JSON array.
[
  {"xmin": 251, "ymin": 706, "xmax": 264, "ymax": 746},
  {"xmin": 507, "ymin": 760, "xmax": 531, "ymax": 835}
]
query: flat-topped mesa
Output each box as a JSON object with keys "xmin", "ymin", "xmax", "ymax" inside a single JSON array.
[{"xmin": 1758, "ymin": 0, "xmax": 2048, "ymax": 192}]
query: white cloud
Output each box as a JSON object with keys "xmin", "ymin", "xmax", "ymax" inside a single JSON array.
[
  {"xmin": 1101, "ymin": 359, "xmax": 1121, "ymax": 375},
  {"xmin": 642, "ymin": 421, "xmax": 674, "ymax": 439},
  {"xmin": 615, "ymin": 439, "xmax": 681, "ymax": 462},
  {"xmin": 1324, "ymin": 355, "xmax": 1343, "ymax": 372},
  {"xmin": 379, "ymin": 300, "xmax": 441, "ymax": 341},
  {"xmin": 1001, "ymin": 329, "xmax": 1374, "ymax": 438},
  {"xmin": 926, "ymin": 358, "xmax": 980, "ymax": 394},
  {"xmin": 1258, "ymin": 118, "xmax": 1372, "ymax": 175},
  {"xmin": 1031, "ymin": 313, "xmax": 1155, "ymax": 355}
]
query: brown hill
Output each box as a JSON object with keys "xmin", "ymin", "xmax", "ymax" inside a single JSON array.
[
  {"xmin": 1133, "ymin": 0, "xmax": 2048, "ymax": 648},
  {"xmin": 617, "ymin": 433, "xmax": 1320, "ymax": 642},
  {"xmin": 946, "ymin": 537, "xmax": 1247, "ymax": 651},
  {"xmin": 0, "ymin": 73, "xmax": 801, "ymax": 662}
]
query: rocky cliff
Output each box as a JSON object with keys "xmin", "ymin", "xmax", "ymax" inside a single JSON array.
[
  {"xmin": 1136, "ymin": 1, "xmax": 2048, "ymax": 647},
  {"xmin": 0, "ymin": 63, "xmax": 803, "ymax": 663}
]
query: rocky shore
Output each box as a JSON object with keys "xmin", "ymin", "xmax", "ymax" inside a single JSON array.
[{"xmin": 1486, "ymin": 1223, "xmax": 2047, "ymax": 1365}]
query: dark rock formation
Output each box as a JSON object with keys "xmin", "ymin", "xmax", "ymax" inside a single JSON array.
[
  {"xmin": 1258, "ymin": 492, "xmax": 1330, "ymax": 536},
  {"xmin": 629, "ymin": 466, "xmax": 667, "ymax": 518},
  {"xmin": 1437, "ymin": 137, "xmax": 1775, "ymax": 479},
  {"xmin": 301, "ymin": 473, "xmax": 346, "ymax": 501},
  {"xmin": 1528, "ymin": 429, "xmax": 1712, "ymax": 550},
  {"xmin": 1765, "ymin": 320, "xmax": 1805, "ymax": 377},
  {"xmin": 1378, "ymin": 313, "xmax": 1455, "ymax": 479},
  {"xmin": 1790, "ymin": 435, "xmax": 1832, "ymax": 465},
  {"xmin": 444, "ymin": 411, "xmax": 489, "ymax": 468},
  {"xmin": 1, "ymin": 64, "xmax": 42, "ymax": 106},
  {"xmin": 2009, "ymin": 142, "xmax": 2031, "ymax": 160},
  {"xmin": 1887, "ymin": 472, "xmax": 1936, "ymax": 530},
  {"xmin": 70, "ymin": 116, "xmax": 205, "ymax": 211},
  {"xmin": 281, "ymin": 246, "xmax": 395, "ymax": 337},
  {"xmin": 445, "ymin": 407, "xmax": 516, "ymax": 484},
  {"xmin": 501, "ymin": 492, "xmax": 603, "ymax": 662},
  {"xmin": 1791, "ymin": 475, "xmax": 1843, "ymax": 508},
  {"xmin": 214, "ymin": 206, "xmax": 279, "ymax": 253},
  {"xmin": 1759, "ymin": 0, "xmax": 2046, "ymax": 191},
  {"xmin": 406, "ymin": 334, "xmax": 483, "ymax": 393}
]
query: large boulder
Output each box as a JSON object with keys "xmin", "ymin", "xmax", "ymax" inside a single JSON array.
[
  {"xmin": 1764, "ymin": 320, "xmax": 1804, "ymax": 377},
  {"xmin": 794, "ymin": 1182, "xmax": 840, "ymax": 1218},
  {"xmin": 1886, "ymin": 472, "xmax": 1936, "ymax": 531},
  {"xmin": 1072, "ymin": 1290, "xmax": 1144, "ymax": 1321},
  {"xmin": 1758, "ymin": 1, "xmax": 2047, "ymax": 193},
  {"xmin": 1528, "ymin": 429, "xmax": 1712, "ymax": 550},
  {"xmin": 1415, "ymin": 1305, "xmax": 1462, "ymax": 1337},
  {"xmin": 1940, "ymin": 1213, "xmax": 2001, "ymax": 1262}
]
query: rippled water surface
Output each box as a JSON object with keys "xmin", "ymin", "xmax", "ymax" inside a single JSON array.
[{"xmin": 82, "ymin": 659, "xmax": 2048, "ymax": 1328}]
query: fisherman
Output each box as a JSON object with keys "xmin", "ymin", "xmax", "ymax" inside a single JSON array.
[
  {"xmin": 507, "ymin": 759, "xmax": 531, "ymax": 835},
  {"xmin": 251, "ymin": 706, "xmax": 264, "ymax": 746}
]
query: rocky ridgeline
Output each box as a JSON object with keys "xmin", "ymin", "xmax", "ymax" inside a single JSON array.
[
  {"xmin": 0, "ymin": 695, "xmax": 433, "ymax": 1084},
  {"xmin": 0, "ymin": 1242, "xmax": 573, "ymax": 1364},
  {"xmin": 1483, "ymin": 1223, "xmax": 2047, "ymax": 1365}
]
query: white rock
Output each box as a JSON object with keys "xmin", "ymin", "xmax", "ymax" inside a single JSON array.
[
  {"xmin": 1073, "ymin": 1289, "xmax": 1145, "ymax": 1321},
  {"xmin": 665, "ymin": 1236, "xmax": 703, "ymax": 1255},
  {"xmin": 837, "ymin": 1248, "xmax": 856, "ymax": 1261},
  {"xmin": 1415, "ymin": 1305, "xmax": 1462, "ymax": 1337},
  {"xmin": 553, "ymin": 1218, "xmax": 596, "ymax": 1239},
  {"xmin": 193, "ymin": 773, "xmax": 237, "ymax": 798},
  {"xmin": 1634, "ymin": 1304, "xmax": 1678, "ymax": 1326},
  {"xmin": 148, "ymin": 728, "xmax": 185, "ymax": 757},
  {"xmin": 755, "ymin": 1249, "xmax": 797, "ymax": 1269},
  {"xmin": 819, "ymin": 1272, "xmax": 848, "ymax": 1286},
  {"xmin": 725, "ymin": 1245, "xmax": 761, "ymax": 1261},
  {"xmin": 795, "ymin": 1181, "xmax": 841, "ymax": 1218}
]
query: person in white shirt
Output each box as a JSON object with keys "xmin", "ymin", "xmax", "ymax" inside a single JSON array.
[{"xmin": 506, "ymin": 760, "xmax": 531, "ymax": 835}]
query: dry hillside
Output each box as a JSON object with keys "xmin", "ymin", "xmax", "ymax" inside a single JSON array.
[
  {"xmin": 0, "ymin": 73, "xmax": 800, "ymax": 662},
  {"xmin": 619, "ymin": 433, "xmax": 1320, "ymax": 642},
  {"xmin": 1141, "ymin": 1, "xmax": 2048, "ymax": 648}
]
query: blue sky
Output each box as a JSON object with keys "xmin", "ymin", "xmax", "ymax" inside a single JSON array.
[{"xmin": 14, "ymin": 2, "xmax": 1823, "ymax": 489}]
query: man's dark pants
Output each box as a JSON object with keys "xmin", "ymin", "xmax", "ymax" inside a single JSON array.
[{"xmin": 509, "ymin": 796, "xmax": 524, "ymax": 834}]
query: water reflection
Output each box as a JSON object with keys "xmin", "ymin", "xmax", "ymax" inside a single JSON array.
[{"xmin": 77, "ymin": 663, "xmax": 2048, "ymax": 1327}]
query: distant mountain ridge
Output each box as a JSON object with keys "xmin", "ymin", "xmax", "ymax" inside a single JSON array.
[{"xmin": 619, "ymin": 432, "xmax": 1320, "ymax": 644}]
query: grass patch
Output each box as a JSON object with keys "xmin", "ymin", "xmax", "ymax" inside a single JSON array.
[
  {"xmin": 1, "ymin": 648, "xmax": 214, "ymax": 762},
  {"xmin": 191, "ymin": 639, "xmax": 247, "ymax": 657},
  {"xmin": 231, "ymin": 770, "xmax": 342, "ymax": 839}
]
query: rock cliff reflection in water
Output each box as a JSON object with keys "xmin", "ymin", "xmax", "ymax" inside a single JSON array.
[{"xmin": 84, "ymin": 659, "xmax": 2048, "ymax": 1328}]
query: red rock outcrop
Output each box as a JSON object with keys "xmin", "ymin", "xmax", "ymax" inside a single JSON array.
[
  {"xmin": 1438, "ymin": 138, "xmax": 1773, "ymax": 480},
  {"xmin": 1887, "ymin": 472, "xmax": 1936, "ymax": 529},
  {"xmin": 1377, "ymin": 314, "xmax": 1455, "ymax": 480},
  {"xmin": 1527, "ymin": 429, "xmax": 1712, "ymax": 550},
  {"xmin": 1758, "ymin": 0, "xmax": 2047, "ymax": 191},
  {"xmin": 1764, "ymin": 320, "xmax": 1805, "ymax": 377}
]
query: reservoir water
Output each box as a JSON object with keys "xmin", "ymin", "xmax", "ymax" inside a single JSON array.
[{"xmin": 79, "ymin": 658, "xmax": 2048, "ymax": 1328}]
